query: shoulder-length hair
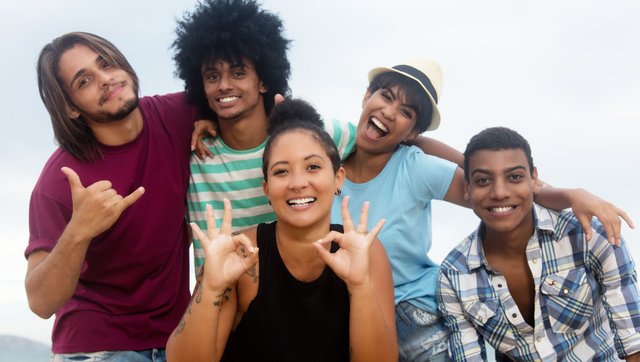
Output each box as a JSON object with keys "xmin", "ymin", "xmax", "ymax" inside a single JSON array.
[{"xmin": 37, "ymin": 32, "xmax": 140, "ymax": 161}]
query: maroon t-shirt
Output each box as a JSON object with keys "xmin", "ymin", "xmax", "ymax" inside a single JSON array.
[{"xmin": 26, "ymin": 92, "xmax": 196, "ymax": 353}]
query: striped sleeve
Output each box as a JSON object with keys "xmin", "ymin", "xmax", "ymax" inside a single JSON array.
[{"xmin": 323, "ymin": 118, "xmax": 357, "ymax": 161}]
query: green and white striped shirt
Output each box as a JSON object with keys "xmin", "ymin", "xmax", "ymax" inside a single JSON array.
[{"xmin": 187, "ymin": 118, "xmax": 356, "ymax": 274}]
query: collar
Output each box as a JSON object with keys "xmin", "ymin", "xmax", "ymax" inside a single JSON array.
[{"xmin": 465, "ymin": 203, "xmax": 559, "ymax": 271}]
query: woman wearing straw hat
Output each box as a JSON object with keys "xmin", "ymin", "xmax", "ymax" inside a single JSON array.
[{"xmin": 331, "ymin": 57, "xmax": 633, "ymax": 361}]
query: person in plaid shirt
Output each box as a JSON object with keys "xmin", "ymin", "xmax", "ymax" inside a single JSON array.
[{"xmin": 437, "ymin": 127, "xmax": 640, "ymax": 361}]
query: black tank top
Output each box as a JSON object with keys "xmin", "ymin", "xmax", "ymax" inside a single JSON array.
[{"xmin": 222, "ymin": 222, "xmax": 350, "ymax": 362}]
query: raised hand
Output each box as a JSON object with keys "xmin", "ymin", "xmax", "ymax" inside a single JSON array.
[
  {"xmin": 62, "ymin": 167, "xmax": 144, "ymax": 241},
  {"xmin": 567, "ymin": 189, "xmax": 634, "ymax": 246},
  {"xmin": 191, "ymin": 119, "xmax": 218, "ymax": 160},
  {"xmin": 315, "ymin": 196, "xmax": 385, "ymax": 287},
  {"xmin": 191, "ymin": 200, "xmax": 258, "ymax": 292}
]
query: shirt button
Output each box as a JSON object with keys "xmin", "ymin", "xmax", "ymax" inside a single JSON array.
[
  {"xmin": 532, "ymin": 258, "xmax": 538, "ymax": 264},
  {"xmin": 497, "ymin": 284, "xmax": 503, "ymax": 288},
  {"xmin": 563, "ymin": 288, "xmax": 569, "ymax": 294},
  {"xmin": 512, "ymin": 313, "xmax": 517, "ymax": 318},
  {"xmin": 478, "ymin": 317, "xmax": 483, "ymax": 323},
  {"xmin": 537, "ymin": 337, "xmax": 542, "ymax": 342}
]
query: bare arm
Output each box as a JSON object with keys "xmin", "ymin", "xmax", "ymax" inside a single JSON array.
[
  {"xmin": 316, "ymin": 198, "xmax": 397, "ymax": 361},
  {"xmin": 406, "ymin": 136, "xmax": 464, "ymax": 167},
  {"xmin": 25, "ymin": 167, "xmax": 143, "ymax": 318},
  {"xmin": 166, "ymin": 201, "xmax": 258, "ymax": 362}
]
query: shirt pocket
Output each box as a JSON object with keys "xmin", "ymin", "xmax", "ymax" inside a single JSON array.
[
  {"xmin": 540, "ymin": 268, "xmax": 594, "ymax": 335},
  {"xmin": 464, "ymin": 298, "xmax": 500, "ymax": 327}
]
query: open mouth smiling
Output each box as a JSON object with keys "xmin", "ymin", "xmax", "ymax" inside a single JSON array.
[
  {"xmin": 367, "ymin": 117, "xmax": 389, "ymax": 138},
  {"xmin": 287, "ymin": 197, "xmax": 316, "ymax": 207},
  {"xmin": 218, "ymin": 96, "xmax": 240, "ymax": 103},
  {"xmin": 488, "ymin": 206, "xmax": 516, "ymax": 214}
]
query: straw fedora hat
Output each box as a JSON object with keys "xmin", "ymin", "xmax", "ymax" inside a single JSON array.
[{"xmin": 367, "ymin": 57, "xmax": 443, "ymax": 131}]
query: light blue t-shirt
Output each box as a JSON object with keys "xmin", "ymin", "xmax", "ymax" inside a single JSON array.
[{"xmin": 331, "ymin": 144, "xmax": 456, "ymax": 314}]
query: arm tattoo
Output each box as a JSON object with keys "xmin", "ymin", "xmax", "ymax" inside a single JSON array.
[
  {"xmin": 213, "ymin": 287, "xmax": 232, "ymax": 307},
  {"xmin": 240, "ymin": 245, "xmax": 259, "ymax": 283},
  {"xmin": 175, "ymin": 280, "xmax": 202, "ymax": 336}
]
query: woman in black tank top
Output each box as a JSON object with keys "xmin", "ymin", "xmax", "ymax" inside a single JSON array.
[{"xmin": 167, "ymin": 99, "xmax": 397, "ymax": 362}]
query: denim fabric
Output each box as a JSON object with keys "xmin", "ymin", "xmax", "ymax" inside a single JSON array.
[
  {"xmin": 396, "ymin": 301, "xmax": 448, "ymax": 362},
  {"xmin": 52, "ymin": 349, "xmax": 165, "ymax": 362}
]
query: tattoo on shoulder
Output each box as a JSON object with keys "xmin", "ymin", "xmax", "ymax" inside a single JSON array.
[{"xmin": 246, "ymin": 265, "xmax": 259, "ymax": 283}]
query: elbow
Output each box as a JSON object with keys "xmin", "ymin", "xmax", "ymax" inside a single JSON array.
[{"xmin": 27, "ymin": 299, "xmax": 55, "ymax": 320}]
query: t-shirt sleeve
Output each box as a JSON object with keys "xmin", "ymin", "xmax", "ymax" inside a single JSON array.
[
  {"xmin": 322, "ymin": 118, "xmax": 357, "ymax": 161},
  {"xmin": 404, "ymin": 146, "xmax": 457, "ymax": 203},
  {"xmin": 142, "ymin": 92, "xmax": 199, "ymax": 152},
  {"xmin": 25, "ymin": 190, "xmax": 72, "ymax": 259}
]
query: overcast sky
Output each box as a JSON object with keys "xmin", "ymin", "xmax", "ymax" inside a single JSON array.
[{"xmin": 1, "ymin": 0, "xmax": 638, "ymax": 346}]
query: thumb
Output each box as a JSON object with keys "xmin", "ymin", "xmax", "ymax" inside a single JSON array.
[
  {"xmin": 61, "ymin": 167, "xmax": 84, "ymax": 193},
  {"xmin": 314, "ymin": 240, "xmax": 333, "ymax": 265}
]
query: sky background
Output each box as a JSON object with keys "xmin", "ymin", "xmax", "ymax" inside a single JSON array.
[{"xmin": 1, "ymin": 0, "xmax": 638, "ymax": 346}]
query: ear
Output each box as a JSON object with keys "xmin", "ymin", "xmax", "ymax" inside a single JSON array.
[
  {"xmin": 362, "ymin": 90, "xmax": 373, "ymax": 109},
  {"xmin": 335, "ymin": 167, "xmax": 346, "ymax": 191},
  {"xmin": 404, "ymin": 128, "xmax": 421, "ymax": 142},
  {"xmin": 531, "ymin": 167, "xmax": 539, "ymax": 193},
  {"xmin": 464, "ymin": 181, "xmax": 471, "ymax": 201},
  {"xmin": 259, "ymin": 80, "xmax": 268, "ymax": 94},
  {"xmin": 262, "ymin": 180, "xmax": 270, "ymax": 200},
  {"xmin": 66, "ymin": 104, "xmax": 80, "ymax": 119}
]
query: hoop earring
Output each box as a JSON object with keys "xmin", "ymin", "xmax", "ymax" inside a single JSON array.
[{"xmin": 335, "ymin": 188, "xmax": 342, "ymax": 196}]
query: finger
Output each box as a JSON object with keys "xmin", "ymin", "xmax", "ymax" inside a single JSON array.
[
  {"xmin": 61, "ymin": 167, "xmax": 84, "ymax": 193},
  {"xmin": 232, "ymin": 233, "xmax": 257, "ymax": 255},
  {"xmin": 366, "ymin": 219, "xmax": 386, "ymax": 241},
  {"xmin": 600, "ymin": 211, "xmax": 620, "ymax": 247},
  {"xmin": 190, "ymin": 126, "xmax": 201, "ymax": 152},
  {"xmin": 575, "ymin": 214, "xmax": 593, "ymax": 242},
  {"xmin": 207, "ymin": 125, "xmax": 218, "ymax": 138},
  {"xmin": 274, "ymin": 94, "xmax": 285, "ymax": 105},
  {"xmin": 204, "ymin": 145, "xmax": 215, "ymax": 159},
  {"xmin": 101, "ymin": 188, "xmax": 118, "ymax": 199},
  {"xmin": 317, "ymin": 231, "xmax": 342, "ymax": 246},
  {"xmin": 195, "ymin": 134, "xmax": 207, "ymax": 160},
  {"xmin": 356, "ymin": 201, "xmax": 370, "ymax": 235},
  {"xmin": 340, "ymin": 196, "xmax": 355, "ymax": 232},
  {"xmin": 219, "ymin": 199, "xmax": 233, "ymax": 235},
  {"xmin": 118, "ymin": 186, "xmax": 145, "ymax": 211},
  {"xmin": 205, "ymin": 203, "xmax": 220, "ymax": 241},
  {"xmin": 314, "ymin": 240, "xmax": 335, "ymax": 266},
  {"xmin": 190, "ymin": 222, "xmax": 211, "ymax": 251},
  {"xmin": 614, "ymin": 207, "xmax": 635, "ymax": 230}
]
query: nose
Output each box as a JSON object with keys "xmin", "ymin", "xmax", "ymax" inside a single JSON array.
[
  {"xmin": 97, "ymin": 70, "xmax": 113, "ymax": 89},
  {"xmin": 490, "ymin": 178, "xmax": 510, "ymax": 200},
  {"xmin": 288, "ymin": 171, "xmax": 309, "ymax": 193},
  {"xmin": 381, "ymin": 104, "xmax": 396, "ymax": 122},
  {"xmin": 218, "ymin": 73, "xmax": 233, "ymax": 91}
]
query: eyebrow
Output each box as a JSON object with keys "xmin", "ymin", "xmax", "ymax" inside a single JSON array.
[
  {"xmin": 269, "ymin": 154, "xmax": 326, "ymax": 171},
  {"xmin": 471, "ymin": 165, "xmax": 527, "ymax": 177},
  {"xmin": 70, "ymin": 55, "xmax": 103, "ymax": 88},
  {"xmin": 384, "ymin": 87, "xmax": 418, "ymax": 112},
  {"xmin": 202, "ymin": 61, "xmax": 248, "ymax": 75}
]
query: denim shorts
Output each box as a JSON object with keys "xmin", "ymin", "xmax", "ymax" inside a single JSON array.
[
  {"xmin": 396, "ymin": 301, "xmax": 448, "ymax": 362},
  {"xmin": 52, "ymin": 349, "xmax": 165, "ymax": 362}
]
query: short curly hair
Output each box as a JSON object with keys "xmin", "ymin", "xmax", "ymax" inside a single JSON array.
[{"xmin": 173, "ymin": 0, "xmax": 291, "ymax": 117}]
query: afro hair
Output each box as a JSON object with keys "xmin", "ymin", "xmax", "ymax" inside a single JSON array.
[{"xmin": 173, "ymin": 0, "xmax": 291, "ymax": 117}]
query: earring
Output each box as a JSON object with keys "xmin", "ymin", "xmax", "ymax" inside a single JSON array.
[
  {"xmin": 335, "ymin": 188, "xmax": 342, "ymax": 196},
  {"xmin": 268, "ymin": 200, "xmax": 271, "ymax": 205}
]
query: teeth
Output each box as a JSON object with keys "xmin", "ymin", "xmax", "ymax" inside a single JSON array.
[
  {"xmin": 371, "ymin": 117, "xmax": 388, "ymax": 133},
  {"xmin": 287, "ymin": 198, "xmax": 315, "ymax": 206},
  {"xmin": 490, "ymin": 206, "xmax": 515, "ymax": 213},
  {"xmin": 218, "ymin": 96, "xmax": 239, "ymax": 103}
]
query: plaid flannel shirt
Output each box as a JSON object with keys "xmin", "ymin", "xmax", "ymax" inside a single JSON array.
[{"xmin": 437, "ymin": 204, "xmax": 640, "ymax": 361}]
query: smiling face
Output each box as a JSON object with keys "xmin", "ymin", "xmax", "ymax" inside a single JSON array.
[
  {"xmin": 201, "ymin": 58, "xmax": 267, "ymax": 122},
  {"xmin": 57, "ymin": 44, "xmax": 138, "ymax": 124},
  {"xmin": 465, "ymin": 149, "xmax": 538, "ymax": 238},
  {"xmin": 356, "ymin": 86, "xmax": 420, "ymax": 155},
  {"xmin": 262, "ymin": 130, "xmax": 345, "ymax": 229}
]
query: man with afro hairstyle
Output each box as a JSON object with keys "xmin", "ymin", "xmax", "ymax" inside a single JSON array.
[{"xmin": 172, "ymin": 0, "xmax": 358, "ymax": 276}]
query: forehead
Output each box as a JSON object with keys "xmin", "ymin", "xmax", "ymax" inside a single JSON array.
[
  {"xmin": 57, "ymin": 44, "xmax": 100, "ymax": 87},
  {"xmin": 469, "ymin": 149, "xmax": 530, "ymax": 172},
  {"xmin": 269, "ymin": 130, "xmax": 326, "ymax": 160}
]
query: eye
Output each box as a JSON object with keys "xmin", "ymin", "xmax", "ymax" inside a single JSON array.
[
  {"xmin": 474, "ymin": 177, "xmax": 490, "ymax": 186},
  {"xmin": 508, "ymin": 173, "xmax": 524, "ymax": 182},
  {"xmin": 400, "ymin": 108, "xmax": 415, "ymax": 119},
  {"xmin": 272, "ymin": 169, "xmax": 288, "ymax": 176},
  {"xmin": 206, "ymin": 74, "xmax": 219, "ymax": 81},
  {"xmin": 78, "ymin": 78, "xmax": 89, "ymax": 89},
  {"xmin": 307, "ymin": 164, "xmax": 321, "ymax": 171},
  {"xmin": 233, "ymin": 71, "xmax": 246, "ymax": 77},
  {"xmin": 102, "ymin": 61, "xmax": 111, "ymax": 69}
]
